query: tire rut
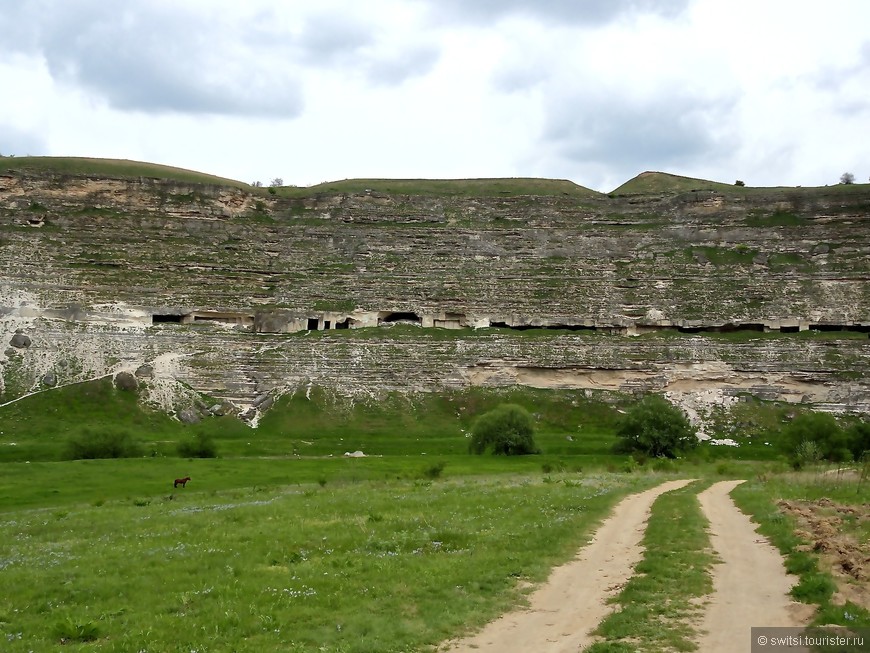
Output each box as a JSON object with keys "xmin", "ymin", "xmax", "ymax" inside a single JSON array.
[
  {"xmin": 443, "ymin": 479, "xmax": 693, "ymax": 653},
  {"xmin": 696, "ymin": 480, "xmax": 814, "ymax": 652}
]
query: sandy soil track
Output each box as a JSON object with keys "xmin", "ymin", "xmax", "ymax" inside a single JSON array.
[
  {"xmin": 444, "ymin": 479, "xmax": 693, "ymax": 653},
  {"xmin": 444, "ymin": 479, "xmax": 814, "ymax": 653},
  {"xmin": 697, "ymin": 480, "xmax": 814, "ymax": 652}
]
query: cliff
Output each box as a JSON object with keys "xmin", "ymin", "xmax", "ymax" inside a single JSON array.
[{"xmin": 1, "ymin": 159, "xmax": 868, "ymax": 424}]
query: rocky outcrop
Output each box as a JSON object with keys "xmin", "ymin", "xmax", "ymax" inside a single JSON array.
[{"xmin": 1, "ymin": 168, "xmax": 868, "ymax": 419}]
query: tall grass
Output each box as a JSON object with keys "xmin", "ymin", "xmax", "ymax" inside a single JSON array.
[{"xmin": 0, "ymin": 471, "xmax": 654, "ymax": 653}]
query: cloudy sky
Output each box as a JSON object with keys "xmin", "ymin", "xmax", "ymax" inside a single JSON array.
[{"xmin": 1, "ymin": 0, "xmax": 868, "ymax": 192}]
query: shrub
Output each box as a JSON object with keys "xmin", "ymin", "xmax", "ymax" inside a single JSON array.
[
  {"xmin": 780, "ymin": 412, "xmax": 851, "ymax": 463},
  {"xmin": 113, "ymin": 371, "xmax": 138, "ymax": 392},
  {"xmin": 791, "ymin": 572, "xmax": 836, "ymax": 603},
  {"xmin": 792, "ymin": 439, "xmax": 822, "ymax": 469},
  {"xmin": 840, "ymin": 172, "xmax": 855, "ymax": 185},
  {"xmin": 469, "ymin": 404, "xmax": 539, "ymax": 455},
  {"xmin": 54, "ymin": 617, "xmax": 100, "ymax": 643},
  {"xmin": 177, "ymin": 431, "xmax": 218, "ymax": 458},
  {"xmin": 846, "ymin": 420, "xmax": 870, "ymax": 460},
  {"xmin": 734, "ymin": 179, "xmax": 745, "ymax": 186},
  {"xmin": 422, "ymin": 460, "xmax": 446, "ymax": 479},
  {"xmin": 615, "ymin": 394, "xmax": 697, "ymax": 459},
  {"xmin": 65, "ymin": 428, "xmax": 142, "ymax": 460}
]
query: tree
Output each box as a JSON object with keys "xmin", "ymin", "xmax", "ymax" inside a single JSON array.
[
  {"xmin": 469, "ymin": 404, "xmax": 538, "ymax": 455},
  {"xmin": 251, "ymin": 180, "xmax": 263, "ymax": 188},
  {"xmin": 840, "ymin": 172, "xmax": 855, "ymax": 185},
  {"xmin": 616, "ymin": 395, "xmax": 697, "ymax": 458},
  {"xmin": 734, "ymin": 179, "xmax": 745, "ymax": 187},
  {"xmin": 780, "ymin": 411, "xmax": 851, "ymax": 463},
  {"xmin": 269, "ymin": 177, "xmax": 283, "ymax": 187},
  {"xmin": 846, "ymin": 419, "xmax": 870, "ymax": 461}
]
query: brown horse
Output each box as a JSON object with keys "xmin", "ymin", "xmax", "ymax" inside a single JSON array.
[{"xmin": 174, "ymin": 476, "xmax": 191, "ymax": 488}]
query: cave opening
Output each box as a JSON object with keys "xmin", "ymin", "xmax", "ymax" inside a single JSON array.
[
  {"xmin": 307, "ymin": 318, "xmax": 319, "ymax": 330},
  {"xmin": 152, "ymin": 314, "xmax": 185, "ymax": 324},
  {"xmin": 490, "ymin": 322, "xmax": 599, "ymax": 332},
  {"xmin": 380, "ymin": 312, "xmax": 422, "ymax": 325},
  {"xmin": 677, "ymin": 323, "xmax": 765, "ymax": 334},
  {"xmin": 335, "ymin": 318, "xmax": 351, "ymax": 329}
]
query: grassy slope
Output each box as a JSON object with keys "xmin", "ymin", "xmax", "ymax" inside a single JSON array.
[
  {"xmin": 0, "ymin": 156, "xmax": 252, "ymax": 189},
  {"xmin": 6, "ymin": 155, "xmax": 866, "ymax": 201},
  {"xmin": 1, "ymin": 156, "xmax": 601, "ymax": 198},
  {"xmin": 276, "ymin": 177, "xmax": 602, "ymax": 198},
  {"xmin": 611, "ymin": 170, "xmax": 870, "ymax": 197},
  {"xmin": 0, "ymin": 379, "xmax": 624, "ymax": 463}
]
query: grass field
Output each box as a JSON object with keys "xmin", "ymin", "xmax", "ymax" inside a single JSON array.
[
  {"xmin": 0, "ymin": 463, "xmax": 659, "ymax": 653},
  {"xmin": 1, "ymin": 455, "xmax": 866, "ymax": 652},
  {"xmin": 1, "ymin": 376, "xmax": 868, "ymax": 650}
]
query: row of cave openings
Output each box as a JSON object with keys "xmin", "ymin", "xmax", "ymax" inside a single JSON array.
[
  {"xmin": 151, "ymin": 311, "xmax": 425, "ymax": 330},
  {"xmin": 150, "ymin": 311, "xmax": 870, "ymax": 336}
]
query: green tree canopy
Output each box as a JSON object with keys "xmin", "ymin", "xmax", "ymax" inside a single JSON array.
[
  {"xmin": 781, "ymin": 412, "xmax": 852, "ymax": 463},
  {"xmin": 469, "ymin": 404, "xmax": 538, "ymax": 456},
  {"xmin": 616, "ymin": 395, "xmax": 697, "ymax": 459},
  {"xmin": 847, "ymin": 420, "xmax": 870, "ymax": 461}
]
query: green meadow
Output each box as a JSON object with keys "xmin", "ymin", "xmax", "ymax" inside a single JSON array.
[{"xmin": 0, "ymin": 380, "xmax": 868, "ymax": 652}]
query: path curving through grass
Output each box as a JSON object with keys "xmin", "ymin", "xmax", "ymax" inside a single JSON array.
[
  {"xmin": 443, "ymin": 479, "xmax": 693, "ymax": 652},
  {"xmin": 697, "ymin": 480, "xmax": 815, "ymax": 652}
]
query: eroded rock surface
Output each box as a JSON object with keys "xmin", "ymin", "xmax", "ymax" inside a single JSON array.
[{"xmin": 1, "ymin": 169, "xmax": 868, "ymax": 419}]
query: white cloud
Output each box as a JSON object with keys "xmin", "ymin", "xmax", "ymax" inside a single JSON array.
[{"xmin": 0, "ymin": 0, "xmax": 868, "ymax": 190}]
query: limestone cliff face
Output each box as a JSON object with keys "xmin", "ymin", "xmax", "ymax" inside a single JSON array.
[{"xmin": 1, "ymin": 168, "xmax": 868, "ymax": 420}]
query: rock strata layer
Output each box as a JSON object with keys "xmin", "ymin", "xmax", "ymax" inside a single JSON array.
[{"xmin": 1, "ymin": 170, "xmax": 868, "ymax": 419}]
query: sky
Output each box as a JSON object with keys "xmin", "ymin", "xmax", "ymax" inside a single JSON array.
[{"xmin": 0, "ymin": 0, "xmax": 868, "ymax": 193}]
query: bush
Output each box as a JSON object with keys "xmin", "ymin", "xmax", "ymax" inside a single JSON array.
[
  {"xmin": 469, "ymin": 404, "xmax": 539, "ymax": 455},
  {"xmin": 780, "ymin": 412, "xmax": 851, "ymax": 463},
  {"xmin": 65, "ymin": 428, "xmax": 143, "ymax": 460},
  {"xmin": 840, "ymin": 172, "xmax": 855, "ymax": 185},
  {"xmin": 422, "ymin": 460, "xmax": 446, "ymax": 479},
  {"xmin": 54, "ymin": 617, "xmax": 100, "ymax": 643},
  {"xmin": 846, "ymin": 420, "xmax": 870, "ymax": 460},
  {"xmin": 615, "ymin": 394, "xmax": 697, "ymax": 459},
  {"xmin": 177, "ymin": 431, "xmax": 218, "ymax": 458}
]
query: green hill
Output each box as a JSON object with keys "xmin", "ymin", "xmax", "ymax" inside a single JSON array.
[
  {"xmin": 0, "ymin": 156, "xmax": 252, "ymax": 189},
  {"xmin": 611, "ymin": 171, "xmax": 741, "ymax": 195},
  {"xmin": 278, "ymin": 177, "xmax": 603, "ymax": 198}
]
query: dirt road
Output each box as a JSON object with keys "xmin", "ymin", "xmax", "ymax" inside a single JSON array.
[
  {"xmin": 697, "ymin": 480, "xmax": 814, "ymax": 652},
  {"xmin": 444, "ymin": 479, "xmax": 812, "ymax": 653},
  {"xmin": 444, "ymin": 479, "xmax": 693, "ymax": 653}
]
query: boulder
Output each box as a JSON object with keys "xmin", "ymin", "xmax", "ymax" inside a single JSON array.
[
  {"xmin": 134, "ymin": 364, "xmax": 154, "ymax": 378},
  {"xmin": 177, "ymin": 408, "xmax": 201, "ymax": 424},
  {"xmin": 114, "ymin": 371, "xmax": 138, "ymax": 391},
  {"xmin": 41, "ymin": 372, "xmax": 57, "ymax": 387},
  {"xmin": 9, "ymin": 332, "xmax": 31, "ymax": 348},
  {"xmin": 252, "ymin": 393, "xmax": 272, "ymax": 408},
  {"xmin": 208, "ymin": 403, "xmax": 228, "ymax": 416}
]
